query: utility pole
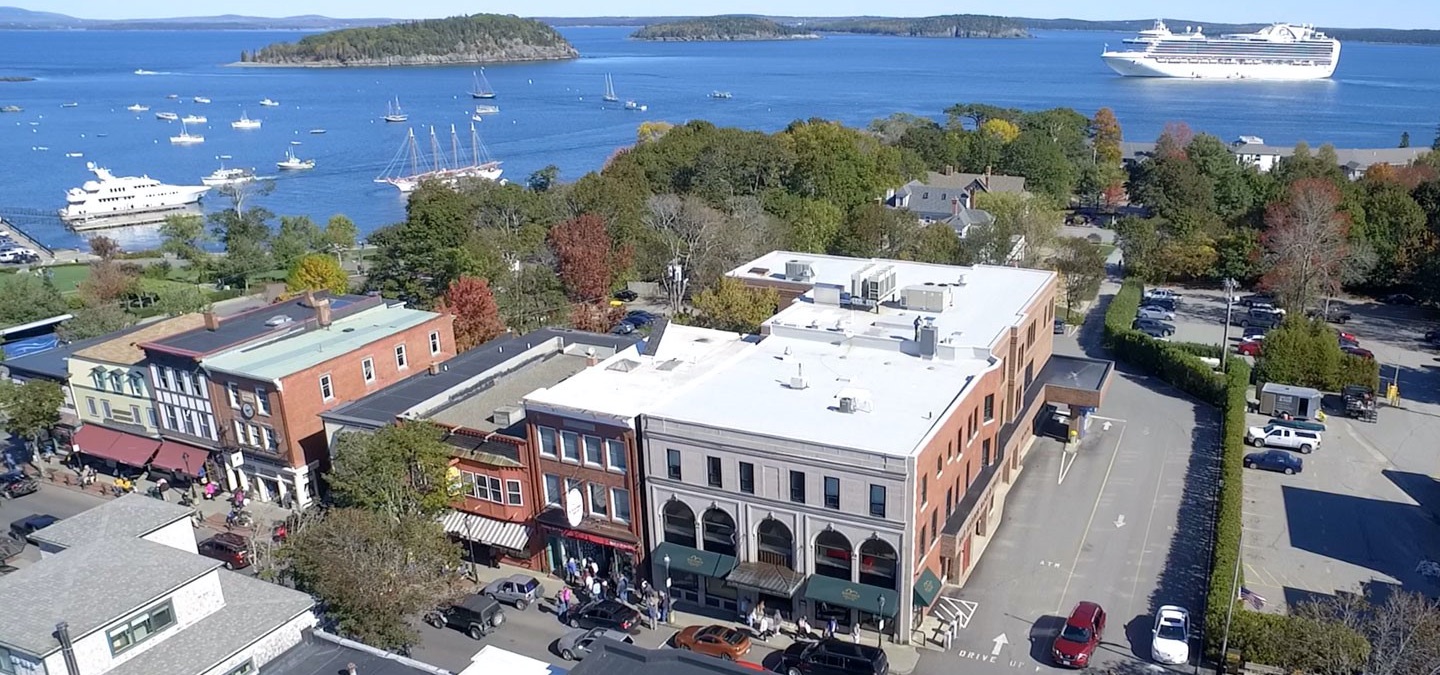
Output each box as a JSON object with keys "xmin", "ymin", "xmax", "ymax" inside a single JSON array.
[
  {"xmin": 667, "ymin": 262, "xmax": 688, "ymax": 316},
  {"xmin": 1219, "ymin": 528, "xmax": 1243, "ymax": 674},
  {"xmin": 1221, "ymin": 278, "xmax": 1237, "ymax": 372}
]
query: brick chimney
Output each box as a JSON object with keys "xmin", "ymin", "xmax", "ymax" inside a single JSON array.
[
  {"xmin": 428, "ymin": 362, "xmax": 440, "ymax": 376},
  {"xmin": 203, "ymin": 311, "xmax": 220, "ymax": 331},
  {"xmin": 951, "ymin": 198, "xmax": 961, "ymax": 217},
  {"xmin": 585, "ymin": 347, "xmax": 599, "ymax": 367},
  {"xmin": 943, "ymin": 164, "xmax": 955, "ymax": 176},
  {"xmin": 984, "ymin": 166, "xmax": 992, "ymax": 189}
]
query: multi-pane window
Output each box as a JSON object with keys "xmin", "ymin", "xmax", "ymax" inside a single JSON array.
[
  {"xmin": 262, "ymin": 427, "xmax": 278, "ymax": 451},
  {"xmin": 159, "ymin": 367, "xmax": 174, "ymax": 391},
  {"xmin": 983, "ymin": 394, "xmax": 995, "ymax": 422},
  {"xmin": 361, "ymin": 358, "xmax": 375, "ymax": 383},
  {"xmin": 197, "ymin": 414, "xmax": 213, "ymax": 440},
  {"xmin": 921, "ymin": 476, "xmax": 928, "ymax": 505},
  {"xmin": 824, "ymin": 476, "xmax": 840, "ymax": 509},
  {"xmin": 667, "ymin": 449, "xmax": 682, "ymax": 480},
  {"xmin": 394, "ymin": 344, "xmax": 408, "ymax": 369},
  {"xmin": 739, "ymin": 462, "xmax": 755, "ymax": 494},
  {"xmin": 869, "ymin": 484, "xmax": 886, "ymax": 518},
  {"xmin": 227, "ymin": 382, "xmax": 241, "ymax": 407},
  {"xmin": 429, "ymin": 330, "xmax": 441, "ymax": 355},
  {"xmin": 983, "ymin": 438, "xmax": 992, "ymax": 466},
  {"xmin": 255, "ymin": 386, "xmax": 270, "ymax": 415},
  {"xmin": 789, "ymin": 470, "xmax": 806, "ymax": 503},
  {"xmin": 583, "ymin": 435, "xmax": 603, "ymax": 466},
  {"xmin": 176, "ymin": 372, "xmax": 191, "ymax": 395},
  {"xmin": 106, "ymin": 600, "xmax": 175, "ymax": 655},
  {"xmin": 506, "ymin": 479, "xmax": 522, "ymax": 505},
  {"xmin": 612, "ymin": 488, "xmax": 631, "ymax": 522},
  {"xmin": 931, "ymin": 510, "xmax": 939, "ymax": 546},
  {"xmin": 163, "ymin": 406, "xmax": 178, "ymax": 431},
  {"xmin": 130, "ymin": 405, "xmax": 141, "ymax": 423},
  {"xmin": 707, "ymin": 456, "xmax": 723, "ymax": 488},
  {"xmin": 544, "ymin": 474, "xmax": 562, "ymax": 505},
  {"xmin": 86, "ymin": 397, "xmax": 97, "ymax": 416},
  {"xmin": 588, "ymin": 483, "xmax": 608, "ymax": 516},
  {"xmin": 605, "ymin": 439, "xmax": 626, "ymax": 473},
  {"xmin": 148, "ymin": 408, "xmax": 158, "ymax": 427},
  {"xmin": 128, "ymin": 373, "xmax": 144, "ymax": 395},
  {"xmin": 319, "ymin": 374, "xmax": 334, "ymax": 400},
  {"xmin": 538, "ymin": 426, "xmax": 557, "ymax": 457},
  {"xmin": 561, "ymin": 431, "xmax": 580, "ymax": 462}
]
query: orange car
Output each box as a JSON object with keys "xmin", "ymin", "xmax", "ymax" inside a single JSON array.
[{"xmin": 674, "ymin": 624, "xmax": 753, "ymax": 661}]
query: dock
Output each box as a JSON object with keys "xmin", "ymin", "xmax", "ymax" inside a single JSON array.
[{"xmin": 0, "ymin": 216, "xmax": 93, "ymax": 265}]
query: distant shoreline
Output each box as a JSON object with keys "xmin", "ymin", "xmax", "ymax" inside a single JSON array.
[
  {"xmin": 227, "ymin": 55, "xmax": 578, "ymax": 68},
  {"xmin": 634, "ymin": 33, "xmax": 821, "ymax": 42}
]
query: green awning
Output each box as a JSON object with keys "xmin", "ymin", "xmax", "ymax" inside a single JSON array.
[
  {"xmin": 651, "ymin": 541, "xmax": 737, "ymax": 579},
  {"xmin": 913, "ymin": 568, "xmax": 944, "ymax": 607},
  {"xmin": 804, "ymin": 575, "xmax": 899, "ymax": 617}
]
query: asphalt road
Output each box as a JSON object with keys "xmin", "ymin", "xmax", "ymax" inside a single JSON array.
[
  {"xmin": 0, "ymin": 482, "xmax": 106, "ymax": 567},
  {"xmin": 913, "ymin": 291, "xmax": 1219, "ymax": 675}
]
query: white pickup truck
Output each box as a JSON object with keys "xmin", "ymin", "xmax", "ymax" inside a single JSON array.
[{"xmin": 1245, "ymin": 425, "xmax": 1321, "ymax": 453}]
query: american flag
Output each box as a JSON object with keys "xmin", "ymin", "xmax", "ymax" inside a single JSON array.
[{"xmin": 1239, "ymin": 587, "xmax": 1266, "ymax": 610}]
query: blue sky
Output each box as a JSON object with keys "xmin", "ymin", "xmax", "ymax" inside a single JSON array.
[{"xmin": 22, "ymin": 0, "xmax": 1437, "ymax": 29}]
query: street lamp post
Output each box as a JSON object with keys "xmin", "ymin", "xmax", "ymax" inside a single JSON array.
[
  {"xmin": 663, "ymin": 555, "xmax": 672, "ymax": 626},
  {"xmin": 1221, "ymin": 278, "xmax": 1237, "ymax": 372},
  {"xmin": 877, "ymin": 597, "xmax": 886, "ymax": 647}
]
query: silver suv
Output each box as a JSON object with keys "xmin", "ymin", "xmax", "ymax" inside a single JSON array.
[{"xmin": 482, "ymin": 574, "xmax": 545, "ymax": 610}]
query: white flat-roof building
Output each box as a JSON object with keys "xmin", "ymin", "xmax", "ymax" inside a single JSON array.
[{"xmin": 636, "ymin": 252, "xmax": 1111, "ymax": 644}]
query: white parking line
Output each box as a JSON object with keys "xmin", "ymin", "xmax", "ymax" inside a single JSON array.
[{"xmin": 1056, "ymin": 423, "xmax": 1126, "ymax": 614}]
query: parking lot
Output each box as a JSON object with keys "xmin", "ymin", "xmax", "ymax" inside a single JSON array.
[{"xmin": 1138, "ymin": 287, "xmax": 1440, "ymax": 610}]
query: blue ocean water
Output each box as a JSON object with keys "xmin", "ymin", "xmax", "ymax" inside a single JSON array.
[{"xmin": 2, "ymin": 27, "xmax": 1439, "ymax": 250}]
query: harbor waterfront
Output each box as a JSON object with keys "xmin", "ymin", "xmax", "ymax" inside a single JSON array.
[{"xmin": 2, "ymin": 26, "xmax": 1439, "ymax": 250}]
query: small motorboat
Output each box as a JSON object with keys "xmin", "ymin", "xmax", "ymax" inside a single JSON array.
[
  {"xmin": 193, "ymin": 96, "xmax": 211, "ymax": 104},
  {"xmin": 126, "ymin": 103, "xmax": 150, "ymax": 112},
  {"xmin": 276, "ymin": 147, "xmax": 314, "ymax": 170},
  {"xmin": 231, "ymin": 111, "xmax": 261, "ymax": 129},
  {"xmin": 181, "ymin": 114, "xmax": 207, "ymax": 124},
  {"xmin": 259, "ymin": 98, "xmax": 280, "ymax": 107},
  {"xmin": 155, "ymin": 111, "xmax": 178, "ymax": 121},
  {"xmin": 61, "ymin": 102, "xmax": 79, "ymax": 108},
  {"xmin": 309, "ymin": 128, "xmax": 326, "ymax": 134}
]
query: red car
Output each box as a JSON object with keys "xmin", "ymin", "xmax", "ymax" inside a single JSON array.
[
  {"xmin": 1053, "ymin": 601, "xmax": 1106, "ymax": 668},
  {"xmin": 1235, "ymin": 339, "xmax": 1263, "ymax": 356},
  {"xmin": 1337, "ymin": 332, "xmax": 1359, "ymax": 346},
  {"xmin": 1342, "ymin": 345, "xmax": 1374, "ymax": 360},
  {"xmin": 198, "ymin": 532, "xmax": 251, "ymax": 569}
]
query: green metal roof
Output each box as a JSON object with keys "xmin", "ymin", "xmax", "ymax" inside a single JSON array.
[{"xmin": 202, "ymin": 304, "xmax": 439, "ymax": 381}]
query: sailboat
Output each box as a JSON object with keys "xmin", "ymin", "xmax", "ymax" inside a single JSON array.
[
  {"xmin": 374, "ymin": 123, "xmax": 502, "ymax": 193},
  {"xmin": 169, "ymin": 120, "xmax": 204, "ymax": 145},
  {"xmin": 602, "ymin": 74, "xmax": 619, "ymax": 103},
  {"xmin": 470, "ymin": 69, "xmax": 496, "ymax": 99},
  {"xmin": 383, "ymin": 98, "xmax": 408, "ymax": 123}
]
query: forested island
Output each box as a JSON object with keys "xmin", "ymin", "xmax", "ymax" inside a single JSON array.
[
  {"xmin": 809, "ymin": 14, "xmax": 1029, "ymax": 38},
  {"xmin": 241, "ymin": 14, "xmax": 577, "ymax": 67},
  {"xmin": 632, "ymin": 16, "xmax": 817, "ymax": 41}
]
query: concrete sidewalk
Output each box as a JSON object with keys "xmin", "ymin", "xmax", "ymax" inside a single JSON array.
[{"xmin": 466, "ymin": 561, "xmax": 923, "ymax": 674}]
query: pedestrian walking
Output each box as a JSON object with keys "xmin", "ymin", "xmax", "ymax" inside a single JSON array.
[
  {"xmin": 590, "ymin": 577, "xmax": 602, "ymax": 599},
  {"xmin": 851, "ymin": 628, "xmax": 861, "ymax": 643},
  {"xmin": 565, "ymin": 557, "xmax": 579, "ymax": 584},
  {"xmin": 772, "ymin": 608, "xmax": 783, "ymax": 636},
  {"xmin": 618, "ymin": 575, "xmax": 630, "ymax": 603},
  {"xmin": 739, "ymin": 596, "xmax": 751, "ymax": 624},
  {"xmin": 797, "ymin": 616, "xmax": 812, "ymax": 639},
  {"xmin": 659, "ymin": 593, "xmax": 670, "ymax": 624},
  {"xmin": 557, "ymin": 586, "xmax": 572, "ymax": 618},
  {"xmin": 646, "ymin": 595, "xmax": 659, "ymax": 629},
  {"xmin": 589, "ymin": 560, "xmax": 599, "ymax": 577},
  {"xmin": 757, "ymin": 615, "xmax": 771, "ymax": 642},
  {"xmin": 826, "ymin": 617, "xmax": 838, "ymax": 640}
]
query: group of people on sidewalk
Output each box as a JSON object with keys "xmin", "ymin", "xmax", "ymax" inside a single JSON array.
[{"xmin": 556, "ymin": 556, "xmax": 671, "ymax": 628}]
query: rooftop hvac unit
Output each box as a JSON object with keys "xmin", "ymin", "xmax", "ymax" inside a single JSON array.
[
  {"xmin": 901, "ymin": 285, "xmax": 950, "ymax": 312},
  {"xmin": 851, "ymin": 264, "xmax": 898, "ymax": 303},
  {"xmin": 918, "ymin": 321, "xmax": 939, "ymax": 359},
  {"xmin": 838, "ymin": 397, "xmax": 857, "ymax": 413},
  {"xmin": 813, "ymin": 283, "xmax": 843, "ymax": 305},
  {"xmin": 492, "ymin": 405, "xmax": 526, "ymax": 427},
  {"xmin": 785, "ymin": 259, "xmax": 815, "ymax": 282}
]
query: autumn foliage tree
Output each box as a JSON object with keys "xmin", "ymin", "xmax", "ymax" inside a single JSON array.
[
  {"xmin": 286, "ymin": 253, "xmax": 349, "ymax": 295},
  {"xmin": 548, "ymin": 214, "xmax": 627, "ymax": 303},
  {"xmin": 1262, "ymin": 179, "xmax": 1350, "ymax": 312},
  {"xmin": 443, "ymin": 276, "xmax": 506, "ymax": 351},
  {"xmin": 1091, "ymin": 107, "xmax": 1123, "ymax": 165}
]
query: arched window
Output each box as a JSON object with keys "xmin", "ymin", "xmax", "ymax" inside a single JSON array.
[
  {"xmin": 756, "ymin": 518, "xmax": 794, "ymax": 569},
  {"xmin": 701, "ymin": 508, "xmax": 737, "ymax": 557},
  {"xmin": 814, "ymin": 529, "xmax": 853, "ymax": 581},
  {"xmin": 859, "ymin": 538, "xmax": 898, "ymax": 589},
  {"xmin": 663, "ymin": 500, "xmax": 696, "ymax": 548}
]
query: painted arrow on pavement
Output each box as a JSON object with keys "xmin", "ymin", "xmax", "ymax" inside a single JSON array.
[
  {"xmin": 992, "ymin": 633, "xmax": 1009, "ymax": 657},
  {"xmin": 1115, "ymin": 514, "xmax": 1127, "ymax": 528}
]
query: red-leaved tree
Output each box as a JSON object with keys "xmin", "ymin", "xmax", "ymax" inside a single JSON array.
[
  {"xmin": 1154, "ymin": 121, "xmax": 1195, "ymax": 159},
  {"xmin": 569, "ymin": 302, "xmax": 625, "ymax": 334},
  {"xmin": 443, "ymin": 276, "xmax": 506, "ymax": 352},
  {"xmin": 1262, "ymin": 178, "xmax": 1350, "ymax": 312},
  {"xmin": 548, "ymin": 214, "xmax": 630, "ymax": 303}
]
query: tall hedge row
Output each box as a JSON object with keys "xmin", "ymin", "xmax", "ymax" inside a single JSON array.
[
  {"xmin": 1204, "ymin": 359, "xmax": 1250, "ymax": 658},
  {"xmin": 1103, "ymin": 279, "xmax": 1225, "ymax": 405}
]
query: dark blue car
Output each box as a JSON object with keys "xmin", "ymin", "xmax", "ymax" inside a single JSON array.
[
  {"xmin": 624, "ymin": 310, "xmax": 656, "ymax": 327},
  {"xmin": 1244, "ymin": 449, "xmax": 1302, "ymax": 475}
]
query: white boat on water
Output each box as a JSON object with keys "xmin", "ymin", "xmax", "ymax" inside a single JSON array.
[
  {"xmin": 259, "ymin": 98, "xmax": 280, "ymax": 107},
  {"xmin": 201, "ymin": 165, "xmax": 257, "ymax": 187},
  {"xmin": 155, "ymin": 111, "xmax": 178, "ymax": 121},
  {"xmin": 383, "ymin": 98, "xmax": 408, "ymax": 123},
  {"xmin": 309, "ymin": 129, "xmax": 327, "ymax": 134},
  {"xmin": 65, "ymin": 152, "xmax": 83, "ymax": 158},
  {"xmin": 710, "ymin": 91, "xmax": 733, "ymax": 99},
  {"xmin": 602, "ymin": 74, "xmax": 619, "ymax": 102},
  {"xmin": 624, "ymin": 101, "xmax": 647, "ymax": 112},
  {"xmin": 1101, "ymin": 20, "xmax": 1341, "ymax": 80},
  {"xmin": 277, "ymin": 147, "xmax": 314, "ymax": 170},
  {"xmin": 470, "ymin": 69, "xmax": 496, "ymax": 99},
  {"xmin": 473, "ymin": 104, "xmax": 499, "ymax": 115},
  {"xmin": 193, "ymin": 96, "xmax": 211, "ymax": 104},
  {"xmin": 61, "ymin": 102, "xmax": 79, "ymax": 108},
  {"xmin": 375, "ymin": 123, "xmax": 502, "ymax": 193},
  {"xmin": 60, "ymin": 162, "xmax": 210, "ymax": 229},
  {"xmin": 181, "ymin": 114, "xmax": 207, "ymax": 124},
  {"xmin": 134, "ymin": 69, "xmax": 158, "ymax": 76},
  {"xmin": 170, "ymin": 121, "xmax": 204, "ymax": 144},
  {"xmin": 126, "ymin": 104, "xmax": 150, "ymax": 112},
  {"xmin": 231, "ymin": 111, "xmax": 261, "ymax": 130}
]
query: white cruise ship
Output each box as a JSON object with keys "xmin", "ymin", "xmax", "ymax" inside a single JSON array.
[
  {"xmin": 1101, "ymin": 21, "xmax": 1340, "ymax": 80},
  {"xmin": 60, "ymin": 163, "xmax": 210, "ymax": 230}
]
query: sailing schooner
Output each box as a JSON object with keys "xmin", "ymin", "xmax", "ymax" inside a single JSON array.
[
  {"xmin": 374, "ymin": 124, "xmax": 503, "ymax": 193},
  {"xmin": 470, "ymin": 69, "xmax": 497, "ymax": 99}
]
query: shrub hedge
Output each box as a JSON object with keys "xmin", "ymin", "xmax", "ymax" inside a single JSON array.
[
  {"xmin": 1103, "ymin": 279, "xmax": 1225, "ymax": 405},
  {"xmin": 1204, "ymin": 359, "xmax": 1249, "ymax": 659}
]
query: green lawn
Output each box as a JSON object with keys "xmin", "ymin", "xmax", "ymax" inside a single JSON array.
[{"xmin": 45, "ymin": 264, "xmax": 92, "ymax": 294}]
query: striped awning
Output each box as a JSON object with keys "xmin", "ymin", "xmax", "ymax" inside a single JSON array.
[{"xmin": 441, "ymin": 510, "xmax": 531, "ymax": 551}]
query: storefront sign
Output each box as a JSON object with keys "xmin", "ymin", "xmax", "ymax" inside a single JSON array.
[
  {"xmin": 227, "ymin": 450, "xmax": 245, "ymax": 469},
  {"xmin": 565, "ymin": 487, "xmax": 584, "ymax": 527}
]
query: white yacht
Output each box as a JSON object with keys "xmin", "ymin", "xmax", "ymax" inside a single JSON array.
[
  {"xmin": 277, "ymin": 147, "xmax": 314, "ymax": 170},
  {"xmin": 231, "ymin": 111, "xmax": 261, "ymax": 129},
  {"xmin": 60, "ymin": 162, "xmax": 210, "ymax": 229},
  {"xmin": 1101, "ymin": 20, "xmax": 1341, "ymax": 80},
  {"xmin": 473, "ymin": 104, "xmax": 499, "ymax": 115},
  {"xmin": 201, "ymin": 165, "xmax": 257, "ymax": 186},
  {"xmin": 193, "ymin": 96, "xmax": 211, "ymax": 104},
  {"xmin": 125, "ymin": 104, "xmax": 149, "ymax": 113},
  {"xmin": 155, "ymin": 111, "xmax": 178, "ymax": 121},
  {"xmin": 259, "ymin": 98, "xmax": 280, "ymax": 107},
  {"xmin": 624, "ymin": 101, "xmax": 647, "ymax": 112},
  {"xmin": 170, "ymin": 121, "xmax": 204, "ymax": 145},
  {"xmin": 181, "ymin": 114, "xmax": 207, "ymax": 124}
]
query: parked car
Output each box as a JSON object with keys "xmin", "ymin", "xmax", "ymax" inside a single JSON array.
[
  {"xmin": 1132, "ymin": 318, "xmax": 1176, "ymax": 337},
  {"xmin": 1144, "ymin": 296, "xmax": 1178, "ymax": 312},
  {"xmin": 1424, "ymin": 328, "xmax": 1440, "ymax": 346},
  {"xmin": 1239, "ymin": 293, "xmax": 1276, "ymax": 307},
  {"xmin": 623, "ymin": 310, "xmax": 656, "ymax": 327},
  {"xmin": 556, "ymin": 627, "xmax": 634, "ymax": 661},
  {"xmin": 560, "ymin": 599, "xmax": 641, "ymax": 633},
  {"xmin": 1241, "ymin": 325, "xmax": 1269, "ymax": 340},
  {"xmin": 1306, "ymin": 306, "xmax": 1351, "ymax": 324},
  {"xmin": 481, "ymin": 574, "xmax": 544, "ymax": 610},
  {"xmin": 1235, "ymin": 339, "xmax": 1263, "ymax": 357},
  {"xmin": 1245, "ymin": 425, "xmax": 1321, "ymax": 453},
  {"xmin": 1342, "ymin": 345, "xmax": 1375, "ymax": 360},
  {"xmin": 1244, "ymin": 449, "xmax": 1303, "ymax": 474},
  {"xmin": 425, "ymin": 594, "xmax": 506, "ymax": 640},
  {"xmin": 1052, "ymin": 601, "xmax": 1106, "ymax": 668},
  {"xmin": 8, "ymin": 514, "xmax": 59, "ymax": 541},
  {"xmin": 1237, "ymin": 308, "xmax": 1283, "ymax": 330},
  {"xmin": 1136, "ymin": 306, "xmax": 1175, "ymax": 321},
  {"xmin": 0, "ymin": 471, "xmax": 39, "ymax": 499},
  {"xmin": 197, "ymin": 532, "xmax": 250, "ymax": 570},
  {"xmin": 613, "ymin": 289, "xmax": 639, "ymax": 302},
  {"xmin": 1054, "ymin": 318, "xmax": 1066, "ymax": 334},
  {"xmin": 1144, "ymin": 288, "xmax": 1182, "ymax": 301},
  {"xmin": 1150, "ymin": 605, "xmax": 1190, "ymax": 665},
  {"xmin": 777, "ymin": 638, "xmax": 890, "ymax": 675},
  {"xmin": 1382, "ymin": 293, "xmax": 1417, "ymax": 305},
  {"xmin": 674, "ymin": 624, "xmax": 753, "ymax": 661}
]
